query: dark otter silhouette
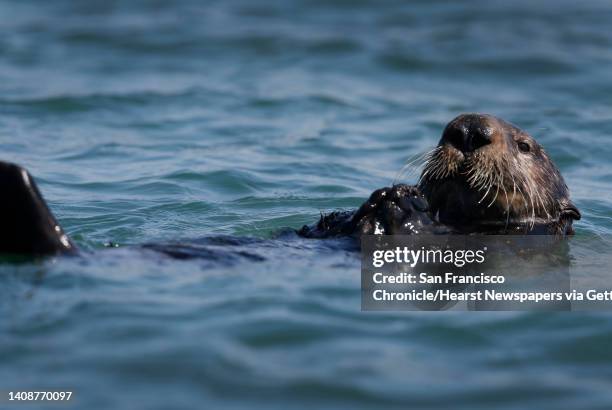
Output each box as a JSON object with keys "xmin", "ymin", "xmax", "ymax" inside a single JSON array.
[
  {"xmin": 0, "ymin": 114, "xmax": 580, "ymax": 256},
  {"xmin": 0, "ymin": 161, "xmax": 75, "ymax": 255}
]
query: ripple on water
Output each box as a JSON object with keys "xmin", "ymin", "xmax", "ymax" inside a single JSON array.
[{"xmin": 1, "ymin": 0, "xmax": 612, "ymax": 409}]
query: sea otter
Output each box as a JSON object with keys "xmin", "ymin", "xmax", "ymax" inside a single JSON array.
[
  {"xmin": 0, "ymin": 113, "xmax": 580, "ymax": 256},
  {"xmin": 0, "ymin": 161, "xmax": 75, "ymax": 255},
  {"xmin": 299, "ymin": 113, "xmax": 580, "ymax": 238}
]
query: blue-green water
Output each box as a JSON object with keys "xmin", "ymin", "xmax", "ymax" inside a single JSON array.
[{"xmin": 1, "ymin": 0, "xmax": 612, "ymax": 408}]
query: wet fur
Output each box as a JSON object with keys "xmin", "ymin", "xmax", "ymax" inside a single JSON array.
[{"xmin": 299, "ymin": 114, "xmax": 580, "ymax": 238}]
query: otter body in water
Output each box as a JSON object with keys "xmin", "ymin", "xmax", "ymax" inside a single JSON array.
[
  {"xmin": 0, "ymin": 161, "xmax": 75, "ymax": 255},
  {"xmin": 0, "ymin": 114, "xmax": 579, "ymax": 256},
  {"xmin": 299, "ymin": 113, "xmax": 580, "ymax": 238}
]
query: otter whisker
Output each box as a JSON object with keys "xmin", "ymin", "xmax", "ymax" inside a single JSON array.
[
  {"xmin": 487, "ymin": 168, "xmax": 502, "ymax": 208},
  {"xmin": 417, "ymin": 149, "xmax": 440, "ymax": 184},
  {"xmin": 515, "ymin": 183, "xmax": 529, "ymax": 224},
  {"xmin": 475, "ymin": 164, "xmax": 494, "ymax": 204},
  {"xmin": 501, "ymin": 177, "xmax": 510, "ymax": 231},
  {"xmin": 393, "ymin": 149, "xmax": 433, "ymax": 185},
  {"xmin": 418, "ymin": 147, "xmax": 451, "ymax": 186},
  {"xmin": 525, "ymin": 178, "xmax": 536, "ymax": 228}
]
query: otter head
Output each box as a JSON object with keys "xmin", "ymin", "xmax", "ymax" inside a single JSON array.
[{"xmin": 418, "ymin": 113, "xmax": 580, "ymax": 234}]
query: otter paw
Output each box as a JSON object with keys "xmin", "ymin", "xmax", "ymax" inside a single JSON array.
[{"xmin": 353, "ymin": 184, "xmax": 431, "ymax": 235}]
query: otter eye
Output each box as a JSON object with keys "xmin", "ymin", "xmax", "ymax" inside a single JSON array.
[{"xmin": 518, "ymin": 141, "xmax": 531, "ymax": 152}]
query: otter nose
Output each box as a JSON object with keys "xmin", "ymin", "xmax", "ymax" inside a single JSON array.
[{"xmin": 441, "ymin": 114, "xmax": 493, "ymax": 153}]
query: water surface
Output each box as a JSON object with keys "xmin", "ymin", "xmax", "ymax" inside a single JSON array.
[{"xmin": 1, "ymin": 0, "xmax": 612, "ymax": 409}]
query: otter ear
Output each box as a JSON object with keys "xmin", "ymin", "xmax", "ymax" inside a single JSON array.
[{"xmin": 560, "ymin": 200, "xmax": 581, "ymax": 221}]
